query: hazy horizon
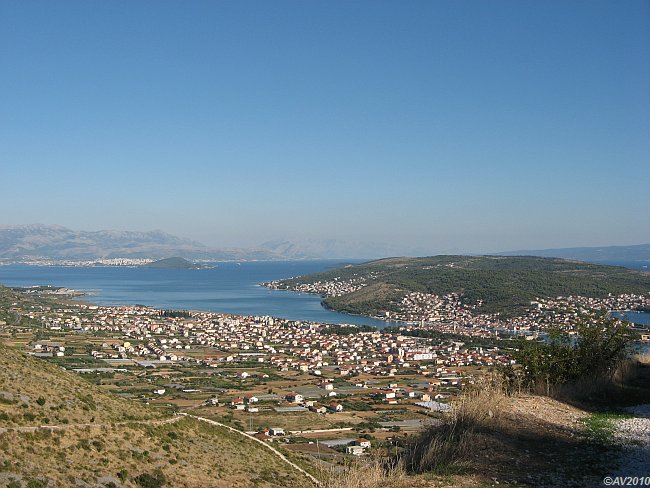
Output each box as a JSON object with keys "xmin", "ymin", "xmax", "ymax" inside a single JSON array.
[
  {"xmin": 2, "ymin": 223, "xmax": 649, "ymax": 260},
  {"xmin": 2, "ymin": 1, "xmax": 649, "ymax": 253}
]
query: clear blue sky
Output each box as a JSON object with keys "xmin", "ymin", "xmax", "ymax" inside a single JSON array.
[{"xmin": 1, "ymin": 0, "xmax": 649, "ymax": 253}]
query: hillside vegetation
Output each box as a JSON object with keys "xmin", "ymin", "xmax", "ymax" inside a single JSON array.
[
  {"xmin": 280, "ymin": 255, "xmax": 650, "ymax": 316},
  {"xmin": 0, "ymin": 339, "xmax": 315, "ymax": 487},
  {"xmin": 0, "ymin": 341, "xmax": 161, "ymax": 427}
]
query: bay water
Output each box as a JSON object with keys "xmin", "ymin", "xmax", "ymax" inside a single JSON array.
[
  {"xmin": 0, "ymin": 261, "xmax": 648, "ymax": 331},
  {"xmin": 0, "ymin": 261, "xmax": 393, "ymax": 328}
]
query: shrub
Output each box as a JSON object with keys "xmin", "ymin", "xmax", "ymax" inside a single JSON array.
[
  {"xmin": 399, "ymin": 379, "xmax": 504, "ymax": 474},
  {"xmin": 502, "ymin": 314, "xmax": 633, "ymax": 394},
  {"xmin": 134, "ymin": 469, "xmax": 166, "ymax": 488},
  {"xmin": 322, "ymin": 459, "xmax": 404, "ymax": 488},
  {"xmin": 26, "ymin": 480, "xmax": 46, "ymax": 488},
  {"xmin": 117, "ymin": 469, "xmax": 128, "ymax": 482}
]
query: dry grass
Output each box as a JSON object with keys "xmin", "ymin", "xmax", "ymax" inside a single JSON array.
[
  {"xmin": 321, "ymin": 459, "xmax": 407, "ymax": 488},
  {"xmin": 550, "ymin": 371, "xmax": 619, "ymax": 402},
  {"xmin": 0, "ymin": 340, "xmax": 320, "ymax": 487},
  {"xmin": 317, "ymin": 361, "xmax": 650, "ymax": 487},
  {"xmin": 399, "ymin": 378, "xmax": 505, "ymax": 475},
  {"xmin": 0, "ymin": 341, "xmax": 163, "ymax": 427},
  {"xmin": 0, "ymin": 415, "xmax": 316, "ymax": 487}
]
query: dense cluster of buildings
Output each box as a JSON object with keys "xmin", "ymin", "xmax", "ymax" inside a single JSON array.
[
  {"xmin": 31, "ymin": 302, "xmax": 511, "ymax": 374},
  {"xmin": 19, "ymin": 284, "xmax": 649, "ymax": 376},
  {"xmin": 263, "ymin": 275, "xmax": 372, "ymax": 297},
  {"xmin": 265, "ymin": 276, "xmax": 650, "ymax": 340}
]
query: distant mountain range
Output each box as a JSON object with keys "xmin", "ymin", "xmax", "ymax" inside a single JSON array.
[
  {"xmin": 496, "ymin": 243, "xmax": 650, "ymax": 266},
  {"xmin": 0, "ymin": 224, "xmax": 281, "ymax": 262},
  {"xmin": 260, "ymin": 240, "xmax": 650, "ymax": 265},
  {"xmin": 1, "ymin": 225, "xmax": 649, "ymax": 265},
  {"xmin": 258, "ymin": 239, "xmax": 430, "ymax": 260},
  {"xmin": 0, "ymin": 226, "xmax": 431, "ymax": 263}
]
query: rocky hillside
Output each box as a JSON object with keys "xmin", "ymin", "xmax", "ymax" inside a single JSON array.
[{"xmin": 0, "ymin": 340, "xmax": 316, "ymax": 487}]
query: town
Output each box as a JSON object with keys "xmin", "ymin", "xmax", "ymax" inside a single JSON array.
[
  {"xmin": 265, "ymin": 276, "xmax": 650, "ymax": 337},
  {"xmin": 1, "ymin": 284, "xmax": 648, "ymax": 462}
]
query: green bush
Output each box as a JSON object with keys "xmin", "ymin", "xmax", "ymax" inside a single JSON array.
[
  {"xmin": 134, "ymin": 469, "xmax": 166, "ymax": 488},
  {"xmin": 117, "ymin": 468, "xmax": 128, "ymax": 482},
  {"xmin": 503, "ymin": 314, "xmax": 633, "ymax": 392},
  {"xmin": 26, "ymin": 480, "xmax": 46, "ymax": 488}
]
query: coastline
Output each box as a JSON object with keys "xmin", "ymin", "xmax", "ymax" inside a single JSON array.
[
  {"xmin": 318, "ymin": 296, "xmax": 411, "ymax": 327},
  {"xmin": 609, "ymin": 310, "xmax": 650, "ymax": 328},
  {"xmin": 263, "ymin": 283, "xmax": 650, "ymax": 330},
  {"xmin": 3, "ymin": 281, "xmax": 391, "ymax": 331},
  {"xmin": 8, "ymin": 285, "xmax": 94, "ymax": 298},
  {"xmin": 260, "ymin": 281, "xmax": 411, "ymax": 327},
  {"xmin": 0, "ymin": 261, "xmax": 393, "ymax": 328}
]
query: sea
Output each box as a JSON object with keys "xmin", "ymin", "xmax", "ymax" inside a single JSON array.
[
  {"xmin": 0, "ymin": 260, "xmax": 394, "ymax": 328},
  {"xmin": 0, "ymin": 260, "xmax": 649, "ymax": 332}
]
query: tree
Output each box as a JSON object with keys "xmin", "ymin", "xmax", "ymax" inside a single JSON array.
[{"xmin": 503, "ymin": 313, "xmax": 633, "ymax": 392}]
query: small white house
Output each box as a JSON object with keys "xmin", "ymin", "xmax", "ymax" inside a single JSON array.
[
  {"xmin": 346, "ymin": 445, "xmax": 366, "ymax": 456},
  {"xmin": 328, "ymin": 402, "xmax": 343, "ymax": 412},
  {"xmin": 286, "ymin": 393, "xmax": 304, "ymax": 403}
]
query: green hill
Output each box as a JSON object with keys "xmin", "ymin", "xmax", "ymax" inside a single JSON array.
[{"xmin": 277, "ymin": 255, "xmax": 650, "ymax": 316}]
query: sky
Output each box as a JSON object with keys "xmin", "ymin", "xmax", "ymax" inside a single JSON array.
[{"xmin": 1, "ymin": 0, "xmax": 649, "ymax": 254}]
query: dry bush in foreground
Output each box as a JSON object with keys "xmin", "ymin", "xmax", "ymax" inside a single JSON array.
[
  {"xmin": 399, "ymin": 378, "xmax": 505, "ymax": 475},
  {"xmin": 321, "ymin": 459, "xmax": 406, "ymax": 488}
]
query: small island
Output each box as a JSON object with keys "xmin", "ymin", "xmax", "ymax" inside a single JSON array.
[{"xmin": 142, "ymin": 257, "xmax": 203, "ymax": 269}]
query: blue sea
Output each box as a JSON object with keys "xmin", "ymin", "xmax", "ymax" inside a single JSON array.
[
  {"xmin": 0, "ymin": 261, "xmax": 649, "ymax": 331},
  {"xmin": 610, "ymin": 311, "xmax": 650, "ymax": 327},
  {"xmin": 0, "ymin": 261, "xmax": 394, "ymax": 328}
]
